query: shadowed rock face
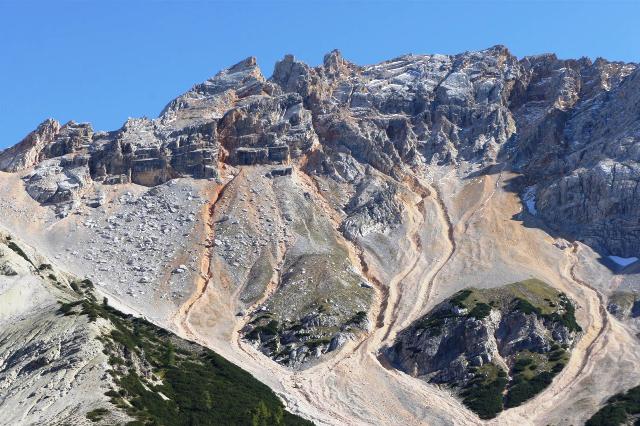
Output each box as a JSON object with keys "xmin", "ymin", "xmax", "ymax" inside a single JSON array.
[
  {"xmin": 1, "ymin": 46, "xmax": 638, "ymax": 256},
  {"xmin": 0, "ymin": 120, "xmax": 91, "ymax": 172},
  {"xmin": 510, "ymin": 55, "xmax": 640, "ymax": 257},
  {"xmin": 1, "ymin": 45, "xmax": 639, "ymax": 425}
]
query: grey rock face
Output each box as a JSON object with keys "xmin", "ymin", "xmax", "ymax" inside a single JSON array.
[
  {"xmin": 511, "ymin": 55, "xmax": 640, "ymax": 256},
  {"xmin": 2, "ymin": 46, "xmax": 638, "ymax": 257},
  {"xmin": 270, "ymin": 48, "xmax": 639, "ymax": 257},
  {"xmin": 607, "ymin": 291, "xmax": 640, "ymax": 320},
  {"xmin": 341, "ymin": 174, "xmax": 404, "ymax": 240},
  {"xmin": 0, "ymin": 119, "xmax": 91, "ymax": 172},
  {"xmin": 22, "ymin": 155, "xmax": 92, "ymax": 217},
  {"xmin": 217, "ymin": 93, "xmax": 317, "ymax": 163},
  {"xmin": 386, "ymin": 280, "xmax": 579, "ymax": 386}
]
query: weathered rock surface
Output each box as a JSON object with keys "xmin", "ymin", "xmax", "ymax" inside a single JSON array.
[
  {"xmin": 0, "ymin": 45, "xmax": 638, "ymax": 425},
  {"xmin": 0, "ymin": 119, "xmax": 91, "ymax": 172},
  {"xmin": 2, "ymin": 47, "xmax": 638, "ymax": 259},
  {"xmin": 512, "ymin": 56, "xmax": 640, "ymax": 257},
  {"xmin": 211, "ymin": 166, "xmax": 373, "ymax": 368},
  {"xmin": 0, "ymin": 233, "xmax": 123, "ymax": 426},
  {"xmin": 387, "ymin": 279, "xmax": 581, "ymax": 418},
  {"xmin": 607, "ymin": 290, "xmax": 640, "ymax": 320}
]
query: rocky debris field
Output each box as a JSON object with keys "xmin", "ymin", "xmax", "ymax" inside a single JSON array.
[
  {"xmin": 206, "ymin": 165, "xmax": 374, "ymax": 367},
  {"xmin": 70, "ymin": 179, "xmax": 213, "ymax": 322},
  {"xmin": 2, "ymin": 45, "xmax": 639, "ymax": 259},
  {"xmin": 0, "ymin": 230, "xmax": 311, "ymax": 426},
  {"xmin": 0, "ymin": 232, "xmax": 125, "ymax": 426},
  {"xmin": 0, "ymin": 175, "xmax": 214, "ymax": 324}
]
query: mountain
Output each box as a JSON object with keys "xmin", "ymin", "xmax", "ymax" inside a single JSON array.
[
  {"xmin": 0, "ymin": 230, "xmax": 311, "ymax": 425},
  {"xmin": 1, "ymin": 46, "xmax": 639, "ymax": 425}
]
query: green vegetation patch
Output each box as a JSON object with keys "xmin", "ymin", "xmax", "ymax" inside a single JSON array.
[
  {"xmin": 86, "ymin": 407, "xmax": 110, "ymax": 422},
  {"xmin": 411, "ymin": 279, "xmax": 581, "ymax": 419},
  {"xmin": 451, "ymin": 279, "xmax": 564, "ymax": 314},
  {"xmin": 461, "ymin": 363, "xmax": 508, "ymax": 419},
  {"xmin": 512, "ymin": 292, "xmax": 581, "ymax": 333},
  {"xmin": 7, "ymin": 241, "xmax": 32, "ymax": 265},
  {"xmin": 346, "ymin": 310, "xmax": 368, "ymax": 326},
  {"xmin": 57, "ymin": 300, "xmax": 83, "ymax": 316},
  {"xmin": 417, "ymin": 309, "xmax": 459, "ymax": 336},
  {"xmin": 244, "ymin": 249, "xmax": 372, "ymax": 365},
  {"xmin": 468, "ymin": 302, "xmax": 492, "ymax": 319},
  {"xmin": 71, "ymin": 292, "xmax": 312, "ymax": 426},
  {"xmin": 457, "ymin": 349, "xmax": 570, "ymax": 417},
  {"xmin": 438, "ymin": 279, "xmax": 581, "ymax": 332},
  {"xmin": 608, "ymin": 291, "xmax": 640, "ymax": 320},
  {"xmin": 586, "ymin": 385, "xmax": 640, "ymax": 426}
]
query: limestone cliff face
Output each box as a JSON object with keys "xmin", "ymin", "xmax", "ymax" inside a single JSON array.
[
  {"xmin": 510, "ymin": 55, "xmax": 640, "ymax": 256},
  {"xmin": 1, "ymin": 46, "xmax": 638, "ymax": 257}
]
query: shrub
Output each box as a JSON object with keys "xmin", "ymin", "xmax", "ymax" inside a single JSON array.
[
  {"xmin": 468, "ymin": 303, "xmax": 492, "ymax": 319},
  {"xmin": 513, "ymin": 357, "xmax": 533, "ymax": 373},
  {"xmin": 57, "ymin": 300, "xmax": 82, "ymax": 315},
  {"xmin": 450, "ymin": 290, "xmax": 473, "ymax": 307},
  {"xmin": 586, "ymin": 405, "xmax": 628, "ymax": 426},
  {"xmin": 461, "ymin": 365, "xmax": 508, "ymax": 419},
  {"xmin": 586, "ymin": 385, "xmax": 640, "ymax": 426},
  {"xmin": 70, "ymin": 291, "xmax": 314, "ymax": 426},
  {"xmin": 7, "ymin": 241, "xmax": 31, "ymax": 264},
  {"xmin": 86, "ymin": 408, "xmax": 109, "ymax": 422},
  {"xmin": 512, "ymin": 298, "xmax": 541, "ymax": 315},
  {"xmin": 504, "ymin": 371, "xmax": 555, "ymax": 408},
  {"xmin": 347, "ymin": 311, "xmax": 368, "ymax": 325}
]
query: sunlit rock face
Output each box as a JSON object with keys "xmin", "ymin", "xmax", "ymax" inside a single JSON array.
[{"xmin": 2, "ymin": 46, "xmax": 638, "ymax": 260}]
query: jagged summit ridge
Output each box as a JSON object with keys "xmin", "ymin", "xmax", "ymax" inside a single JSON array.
[{"xmin": 1, "ymin": 45, "xmax": 638, "ymax": 256}]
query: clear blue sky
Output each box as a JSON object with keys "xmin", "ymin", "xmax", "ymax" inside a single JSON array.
[{"xmin": 1, "ymin": 0, "xmax": 639, "ymax": 148}]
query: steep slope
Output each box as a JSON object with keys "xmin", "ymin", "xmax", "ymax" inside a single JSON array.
[
  {"xmin": 0, "ymin": 232, "xmax": 121, "ymax": 425},
  {"xmin": 3, "ymin": 47, "xmax": 637, "ymax": 259},
  {"xmin": 0, "ymin": 231, "xmax": 312, "ymax": 425},
  {"xmin": 0, "ymin": 46, "xmax": 639, "ymax": 425}
]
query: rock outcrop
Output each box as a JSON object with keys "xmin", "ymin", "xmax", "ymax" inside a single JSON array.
[
  {"xmin": 607, "ymin": 291, "xmax": 640, "ymax": 321},
  {"xmin": 0, "ymin": 119, "xmax": 91, "ymax": 172},
  {"xmin": 386, "ymin": 279, "xmax": 581, "ymax": 419},
  {"xmin": 1, "ymin": 44, "xmax": 639, "ymax": 426},
  {"xmin": 511, "ymin": 56, "xmax": 640, "ymax": 257}
]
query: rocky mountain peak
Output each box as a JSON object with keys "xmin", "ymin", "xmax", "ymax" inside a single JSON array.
[
  {"xmin": 0, "ymin": 118, "xmax": 94, "ymax": 173},
  {"xmin": 322, "ymin": 48, "xmax": 354, "ymax": 76},
  {"xmin": 1, "ymin": 44, "xmax": 640, "ymax": 426},
  {"xmin": 229, "ymin": 55, "xmax": 258, "ymax": 71},
  {"xmin": 1, "ymin": 45, "xmax": 639, "ymax": 255}
]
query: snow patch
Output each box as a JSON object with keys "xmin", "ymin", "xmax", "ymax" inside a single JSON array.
[
  {"xmin": 522, "ymin": 186, "xmax": 537, "ymax": 215},
  {"xmin": 609, "ymin": 256, "xmax": 639, "ymax": 267}
]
